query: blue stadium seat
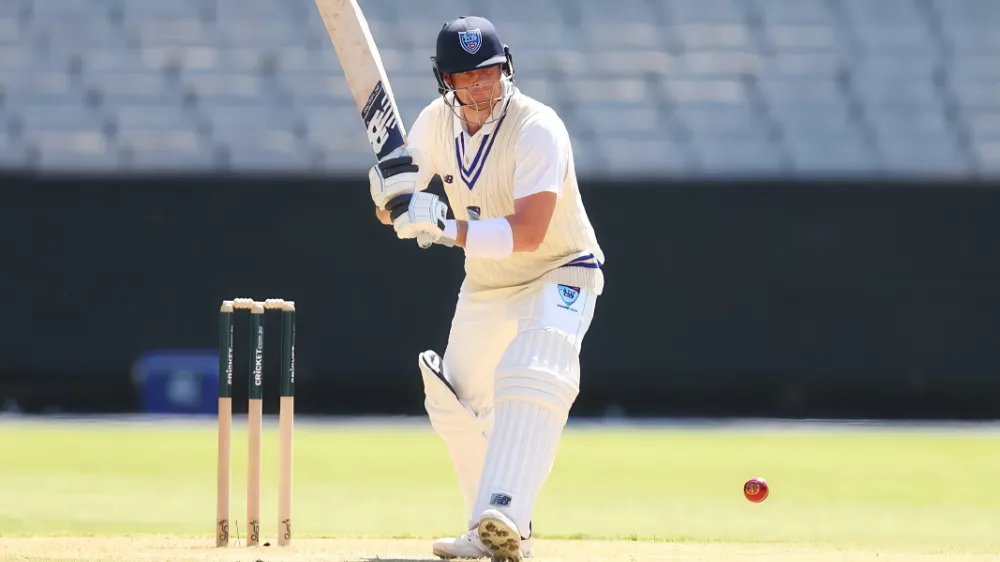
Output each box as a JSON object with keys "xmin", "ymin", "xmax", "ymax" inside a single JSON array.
[
  {"xmin": 668, "ymin": 0, "xmax": 747, "ymax": 24},
  {"xmin": 291, "ymin": 103, "xmax": 367, "ymax": 147},
  {"xmin": 756, "ymin": 52, "xmax": 848, "ymax": 81},
  {"xmin": 754, "ymin": 77, "xmax": 844, "ymax": 107},
  {"xmin": 0, "ymin": 69, "xmax": 76, "ymax": 106},
  {"xmin": 853, "ymin": 25, "xmax": 937, "ymax": 55},
  {"xmin": 27, "ymin": 132, "xmax": 119, "ymax": 171},
  {"xmin": 878, "ymin": 137, "xmax": 970, "ymax": 175},
  {"xmin": 580, "ymin": 23, "xmax": 667, "ymax": 52},
  {"xmin": 755, "ymin": 0, "xmax": 837, "ymax": 25},
  {"xmin": 978, "ymin": 142, "xmax": 1000, "ymax": 173},
  {"xmin": 838, "ymin": 0, "xmax": 924, "ymax": 24},
  {"xmin": 672, "ymin": 102, "xmax": 767, "ymax": 142},
  {"xmin": 0, "ymin": 132, "xmax": 31, "ymax": 166},
  {"xmin": 115, "ymin": 129, "xmax": 211, "ymax": 170},
  {"xmin": 791, "ymin": 137, "xmax": 879, "ymax": 174},
  {"xmin": 512, "ymin": 77, "xmax": 559, "ymax": 109},
  {"xmin": 764, "ymin": 24, "xmax": 844, "ymax": 54},
  {"xmin": 967, "ymin": 112, "xmax": 1000, "ymax": 147},
  {"xmin": 852, "ymin": 78, "xmax": 942, "ymax": 109},
  {"xmin": 10, "ymin": 103, "xmax": 105, "ymax": 133},
  {"xmin": 945, "ymin": 23, "xmax": 1000, "ymax": 54},
  {"xmin": 950, "ymin": 79, "xmax": 1000, "ymax": 111},
  {"xmin": 574, "ymin": 0, "xmax": 657, "ymax": 24},
  {"xmin": 82, "ymin": 72, "xmax": 181, "ymax": 107},
  {"xmin": 597, "ymin": 136, "xmax": 691, "ymax": 177},
  {"xmin": 691, "ymin": 136, "xmax": 786, "ymax": 176},
  {"xmin": 574, "ymin": 100, "xmax": 661, "ymax": 137},
  {"xmin": 932, "ymin": 0, "xmax": 1000, "ymax": 25}
]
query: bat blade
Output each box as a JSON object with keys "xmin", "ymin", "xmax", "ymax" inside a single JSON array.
[
  {"xmin": 314, "ymin": 0, "xmax": 407, "ymax": 162},
  {"xmin": 315, "ymin": 0, "xmax": 437, "ymax": 248}
]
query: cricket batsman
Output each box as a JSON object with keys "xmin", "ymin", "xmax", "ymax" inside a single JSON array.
[{"xmin": 368, "ymin": 16, "xmax": 605, "ymax": 562}]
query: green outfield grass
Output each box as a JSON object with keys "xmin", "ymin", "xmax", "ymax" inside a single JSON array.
[{"xmin": 0, "ymin": 418, "xmax": 998, "ymax": 561}]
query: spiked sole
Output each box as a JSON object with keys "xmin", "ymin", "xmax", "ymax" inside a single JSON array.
[{"xmin": 477, "ymin": 511, "xmax": 523, "ymax": 562}]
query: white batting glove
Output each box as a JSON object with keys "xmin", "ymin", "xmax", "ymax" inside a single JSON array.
[
  {"xmin": 392, "ymin": 192, "xmax": 451, "ymax": 249},
  {"xmin": 369, "ymin": 147, "xmax": 419, "ymax": 212}
]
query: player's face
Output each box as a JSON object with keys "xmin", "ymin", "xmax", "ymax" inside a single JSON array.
[{"xmin": 448, "ymin": 65, "xmax": 502, "ymax": 107}]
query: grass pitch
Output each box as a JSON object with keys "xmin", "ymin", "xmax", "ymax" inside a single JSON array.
[{"xmin": 0, "ymin": 417, "xmax": 997, "ymax": 561}]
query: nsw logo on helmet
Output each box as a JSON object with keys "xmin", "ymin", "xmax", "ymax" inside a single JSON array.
[{"xmin": 458, "ymin": 29, "xmax": 482, "ymax": 54}]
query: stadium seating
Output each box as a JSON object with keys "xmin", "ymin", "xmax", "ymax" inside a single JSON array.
[{"xmin": 0, "ymin": 0, "xmax": 996, "ymax": 176}]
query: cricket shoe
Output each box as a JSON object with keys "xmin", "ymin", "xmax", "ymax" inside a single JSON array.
[
  {"xmin": 432, "ymin": 523, "xmax": 533, "ymax": 559},
  {"xmin": 477, "ymin": 509, "xmax": 531, "ymax": 561}
]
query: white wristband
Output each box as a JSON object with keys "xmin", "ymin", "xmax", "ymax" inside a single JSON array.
[
  {"xmin": 464, "ymin": 218, "xmax": 514, "ymax": 259},
  {"xmin": 443, "ymin": 219, "xmax": 458, "ymax": 242}
]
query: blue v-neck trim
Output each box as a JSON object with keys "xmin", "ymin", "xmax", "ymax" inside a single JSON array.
[{"xmin": 454, "ymin": 113, "xmax": 508, "ymax": 190}]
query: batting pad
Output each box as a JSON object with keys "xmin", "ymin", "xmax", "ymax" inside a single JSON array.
[
  {"xmin": 469, "ymin": 328, "xmax": 582, "ymax": 532},
  {"xmin": 418, "ymin": 350, "xmax": 491, "ymax": 524},
  {"xmin": 493, "ymin": 328, "xmax": 581, "ymax": 421}
]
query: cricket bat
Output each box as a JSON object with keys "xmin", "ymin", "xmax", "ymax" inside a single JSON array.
[
  {"xmin": 314, "ymin": 0, "xmax": 437, "ymax": 247},
  {"xmin": 313, "ymin": 0, "xmax": 406, "ymax": 162}
]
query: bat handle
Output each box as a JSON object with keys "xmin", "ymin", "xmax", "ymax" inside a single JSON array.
[{"xmin": 417, "ymin": 233, "xmax": 433, "ymax": 249}]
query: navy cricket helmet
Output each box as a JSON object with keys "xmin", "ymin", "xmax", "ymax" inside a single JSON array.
[{"xmin": 431, "ymin": 16, "xmax": 516, "ymax": 96}]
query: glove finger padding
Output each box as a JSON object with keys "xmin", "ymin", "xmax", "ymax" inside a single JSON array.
[
  {"xmin": 393, "ymin": 192, "xmax": 449, "ymax": 242},
  {"xmin": 414, "ymin": 201, "xmax": 449, "ymax": 248},
  {"xmin": 369, "ymin": 148, "xmax": 422, "ymax": 210},
  {"xmin": 378, "ymin": 155, "xmax": 419, "ymax": 176}
]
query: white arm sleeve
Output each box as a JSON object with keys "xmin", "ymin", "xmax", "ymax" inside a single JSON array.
[
  {"xmin": 512, "ymin": 111, "xmax": 569, "ymax": 199},
  {"xmin": 406, "ymin": 102, "xmax": 440, "ymax": 192}
]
